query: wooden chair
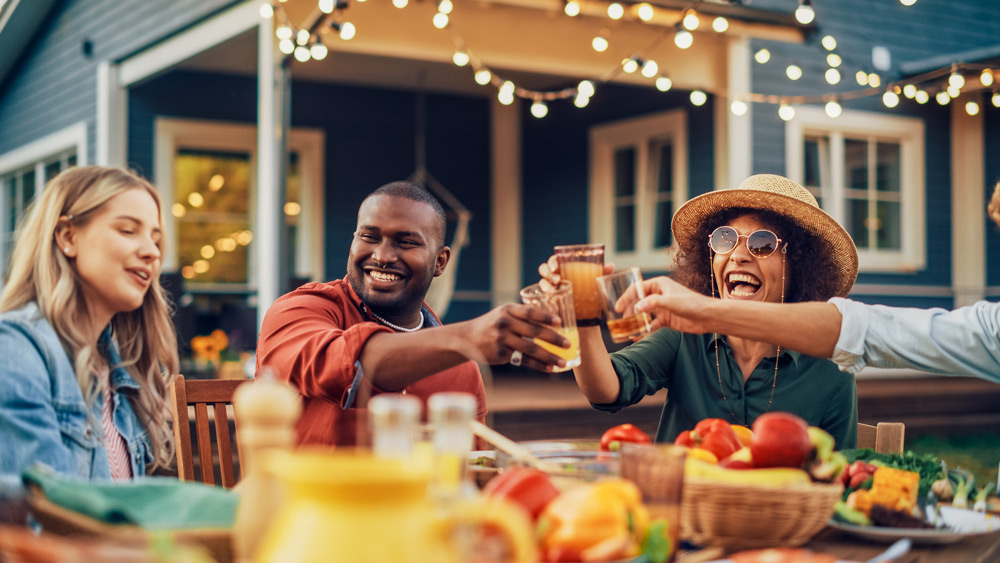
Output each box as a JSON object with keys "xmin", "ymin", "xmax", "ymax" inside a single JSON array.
[
  {"xmin": 170, "ymin": 375, "xmax": 250, "ymax": 488},
  {"xmin": 857, "ymin": 422, "xmax": 905, "ymax": 454}
]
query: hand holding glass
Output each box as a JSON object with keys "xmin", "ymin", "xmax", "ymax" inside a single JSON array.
[
  {"xmin": 554, "ymin": 244, "xmax": 605, "ymax": 324},
  {"xmin": 519, "ymin": 281, "xmax": 581, "ymax": 372},
  {"xmin": 596, "ymin": 267, "xmax": 653, "ymax": 343}
]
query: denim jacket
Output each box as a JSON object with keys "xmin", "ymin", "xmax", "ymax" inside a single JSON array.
[{"xmin": 0, "ymin": 302, "xmax": 153, "ymax": 488}]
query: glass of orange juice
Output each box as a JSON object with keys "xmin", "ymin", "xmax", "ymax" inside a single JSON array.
[
  {"xmin": 519, "ymin": 281, "xmax": 581, "ymax": 372},
  {"xmin": 554, "ymin": 243, "xmax": 605, "ymax": 325}
]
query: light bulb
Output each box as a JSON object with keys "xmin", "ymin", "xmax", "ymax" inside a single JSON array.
[
  {"xmin": 674, "ymin": 27, "xmax": 693, "ymax": 49},
  {"xmin": 690, "ymin": 90, "xmax": 707, "ymax": 106},
  {"xmin": 825, "ymin": 68, "xmax": 841, "ymax": 85},
  {"xmin": 453, "ymin": 50, "xmax": 470, "ymax": 67},
  {"xmin": 966, "ymin": 101, "xmax": 980, "ymax": 116},
  {"xmin": 474, "ymin": 69, "xmax": 492, "ymax": 85},
  {"xmin": 636, "ymin": 3, "xmax": 654, "ymax": 22},
  {"xmin": 622, "ymin": 58, "xmax": 639, "ymax": 74},
  {"xmin": 948, "ymin": 84, "xmax": 961, "ymax": 98},
  {"xmin": 574, "ymin": 93, "xmax": 590, "ymax": 108},
  {"xmin": 310, "ymin": 42, "xmax": 328, "ymax": 60},
  {"xmin": 655, "ymin": 76, "xmax": 673, "ymax": 92},
  {"xmin": 276, "ymin": 25, "xmax": 293, "ymax": 40},
  {"xmin": 530, "ymin": 100, "xmax": 548, "ymax": 118},
  {"xmin": 171, "ymin": 203, "xmax": 186, "ymax": 217},
  {"xmin": 795, "ymin": 0, "xmax": 815, "ymax": 25},
  {"xmin": 641, "ymin": 60, "xmax": 659, "ymax": 78},
  {"xmin": 577, "ymin": 80, "xmax": 595, "ymax": 98},
  {"xmin": 564, "ymin": 0, "xmax": 580, "ymax": 17},
  {"xmin": 821, "ymin": 35, "xmax": 837, "ymax": 50},
  {"xmin": 201, "ymin": 245, "xmax": 216, "ymax": 260},
  {"xmin": 438, "ymin": 0, "xmax": 453, "ymax": 14},
  {"xmin": 607, "ymin": 2, "xmax": 624, "ymax": 20},
  {"xmin": 712, "ymin": 17, "xmax": 729, "ymax": 33},
  {"xmin": 319, "ymin": 0, "xmax": 335, "ymax": 14},
  {"xmin": 826, "ymin": 53, "xmax": 841, "ymax": 68},
  {"xmin": 778, "ymin": 104, "xmax": 796, "ymax": 121},
  {"xmin": 899, "ymin": 0, "xmax": 917, "ymax": 6},
  {"xmin": 981, "ymin": 70, "xmax": 994, "ymax": 87},
  {"xmin": 294, "ymin": 45, "xmax": 311, "ymax": 62},
  {"xmin": 903, "ymin": 84, "xmax": 917, "ymax": 98},
  {"xmin": 856, "ymin": 70, "xmax": 868, "ymax": 85},
  {"xmin": 392, "ymin": 0, "xmax": 408, "ymax": 8},
  {"xmin": 432, "ymin": 12, "xmax": 449, "ymax": 29},
  {"xmin": 296, "ymin": 29, "xmax": 310, "ymax": 45},
  {"xmin": 915, "ymin": 90, "xmax": 929, "ymax": 104},
  {"xmin": 259, "ymin": 3, "xmax": 274, "ymax": 19},
  {"xmin": 949, "ymin": 72, "xmax": 965, "ymax": 89},
  {"xmin": 754, "ymin": 49, "xmax": 770, "ymax": 64},
  {"xmin": 936, "ymin": 91, "xmax": 950, "ymax": 105},
  {"xmin": 882, "ymin": 91, "xmax": 899, "ymax": 108},
  {"xmin": 278, "ymin": 39, "xmax": 295, "ymax": 54},
  {"xmin": 786, "ymin": 65, "xmax": 802, "ymax": 81},
  {"xmin": 500, "ymin": 81, "xmax": 515, "ymax": 95},
  {"xmin": 867, "ymin": 73, "xmax": 881, "ymax": 88},
  {"xmin": 825, "ymin": 100, "xmax": 842, "ymax": 118},
  {"xmin": 592, "ymin": 34, "xmax": 609, "ymax": 53},
  {"xmin": 339, "ymin": 22, "xmax": 356, "ymax": 40},
  {"xmin": 498, "ymin": 90, "xmax": 515, "ymax": 106},
  {"xmin": 730, "ymin": 99, "xmax": 748, "ymax": 116},
  {"xmin": 683, "ymin": 10, "xmax": 700, "ymax": 31},
  {"xmin": 993, "ymin": 92, "xmax": 1000, "ymax": 108}
]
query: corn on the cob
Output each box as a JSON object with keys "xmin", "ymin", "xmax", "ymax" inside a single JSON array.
[{"xmin": 845, "ymin": 466, "xmax": 919, "ymax": 516}]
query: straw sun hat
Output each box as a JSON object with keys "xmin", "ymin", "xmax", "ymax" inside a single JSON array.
[{"xmin": 671, "ymin": 174, "xmax": 859, "ymax": 297}]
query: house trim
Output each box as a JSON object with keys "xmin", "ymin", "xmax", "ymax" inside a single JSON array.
[
  {"xmin": 951, "ymin": 94, "xmax": 985, "ymax": 307},
  {"xmin": 491, "ymin": 98, "xmax": 522, "ymax": 306},
  {"xmin": 0, "ymin": 122, "xmax": 87, "ymax": 173}
]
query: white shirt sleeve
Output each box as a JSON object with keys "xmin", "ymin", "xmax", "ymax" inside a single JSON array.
[{"xmin": 828, "ymin": 297, "xmax": 1000, "ymax": 382}]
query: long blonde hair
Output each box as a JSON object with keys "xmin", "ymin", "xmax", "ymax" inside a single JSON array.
[{"xmin": 0, "ymin": 166, "xmax": 180, "ymax": 470}]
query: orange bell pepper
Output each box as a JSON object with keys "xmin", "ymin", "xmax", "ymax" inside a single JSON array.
[{"xmin": 538, "ymin": 479, "xmax": 649, "ymax": 562}]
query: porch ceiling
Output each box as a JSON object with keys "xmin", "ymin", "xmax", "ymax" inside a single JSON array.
[{"xmin": 178, "ymin": 0, "xmax": 807, "ymax": 97}]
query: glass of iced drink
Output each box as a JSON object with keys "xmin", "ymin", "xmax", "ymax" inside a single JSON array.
[
  {"xmin": 554, "ymin": 243, "xmax": 605, "ymax": 325},
  {"xmin": 519, "ymin": 281, "xmax": 581, "ymax": 372},
  {"xmin": 596, "ymin": 266, "xmax": 654, "ymax": 343}
]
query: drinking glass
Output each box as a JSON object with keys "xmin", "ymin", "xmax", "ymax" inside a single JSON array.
[
  {"xmin": 519, "ymin": 281, "xmax": 581, "ymax": 372},
  {"xmin": 554, "ymin": 244, "xmax": 605, "ymax": 324},
  {"xmin": 620, "ymin": 443, "xmax": 686, "ymax": 562},
  {"xmin": 596, "ymin": 266, "xmax": 654, "ymax": 343}
]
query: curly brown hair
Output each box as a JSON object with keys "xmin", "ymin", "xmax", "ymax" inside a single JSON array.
[{"xmin": 670, "ymin": 207, "xmax": 843, "ymax": 303}]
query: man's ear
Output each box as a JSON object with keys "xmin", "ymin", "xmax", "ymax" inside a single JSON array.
[
  {"xmin": 54, "ymin": 220, "xmax": 77, "ymax": 258},
  {"xmin": 433, "ymin": 245, "xmax": 451, "ymax": 277}
]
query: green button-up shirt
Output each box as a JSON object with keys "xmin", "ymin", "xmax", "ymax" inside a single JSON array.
[{"xmin": 593, "ymin": 329, "xmax": 858, "ymax": 450}]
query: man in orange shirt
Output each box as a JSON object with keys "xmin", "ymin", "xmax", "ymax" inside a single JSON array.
[{"xmin": 257, "ymin": 181, "xmax": 567, "ymax": 445}]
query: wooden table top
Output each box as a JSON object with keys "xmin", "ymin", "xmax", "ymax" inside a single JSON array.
[{"xmin": 804, "ymin": 526, "xmax": 1000, "ymax": 563}]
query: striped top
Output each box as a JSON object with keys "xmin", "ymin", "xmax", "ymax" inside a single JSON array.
[{"xmin": 100, "ymin": 368, "xmax": 132, "ymax": 481}]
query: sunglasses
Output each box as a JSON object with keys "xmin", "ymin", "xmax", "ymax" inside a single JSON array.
[{"xmin": 709, "ymin": 226, "xmax": 785, "ymax": 258}]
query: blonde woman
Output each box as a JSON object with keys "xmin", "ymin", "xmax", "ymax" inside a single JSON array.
[{"xmin": 0, "ymin": 166, "xmax": 178, "ymax": 485}]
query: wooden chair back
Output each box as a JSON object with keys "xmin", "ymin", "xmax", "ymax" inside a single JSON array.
[
  {"xmin": 170, "ymin": 375, "xmax": 250, "ymax": 488},
  {"xmin": 857, "ymin": 422, "xmax": 905, "ymax": 454}
]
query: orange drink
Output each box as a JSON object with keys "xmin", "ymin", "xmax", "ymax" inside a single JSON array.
[
  {"xmin": 597, "ymin": 267, "xmax": 654, "ymax": 343},
  {"xmin": 554, "ymin": 244, "xmax": 605, "ymax": 323},
  {"xmin": 519, "ymin": 281, "xmax": 581, "ymax": 372},
  {"xmin": 533, "ymin": 326, "xmax": 580, "ymax": 372},
  {"xmin": 606, "ymin": 312, "xmax": 653, "ymax": 343}
]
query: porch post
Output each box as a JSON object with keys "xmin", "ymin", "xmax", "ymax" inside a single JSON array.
[
  {"xmin": 951, "ymin": 93, "xmax": 985, "ymax": 307},
  {"xmin": 256, "ymin": 13, "xmax": 289, "ymax": 330}
]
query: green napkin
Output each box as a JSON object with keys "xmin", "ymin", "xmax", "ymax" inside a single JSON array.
[{"xmin": 23, "ymin": 465, "xmax": 239, "ymax": 529}]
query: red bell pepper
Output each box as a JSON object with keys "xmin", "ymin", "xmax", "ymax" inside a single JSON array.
[
  {"xmin": 482, "ymin": 467, "xmax": 559, "ymax": 520},
  {"xmin": 673, "ymin": 418, "xmax": 741, "ymax": 462},
  {"xmin": 599, "ymin": 423, "xmax": 652, "ymax": 452}
]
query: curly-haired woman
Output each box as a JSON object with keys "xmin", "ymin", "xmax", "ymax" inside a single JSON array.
[
  {"xmin": 540, "ymin": 174, "xmax": 860, "ymax": 448},
  {"xmin": 0, "ymin": 166, "xmax": 179, "ymax": 485}
]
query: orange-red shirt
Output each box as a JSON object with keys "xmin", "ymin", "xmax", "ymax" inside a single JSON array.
[{"xmin": 256, "ymin": 278, "xmax": 487, "ymax": 447}]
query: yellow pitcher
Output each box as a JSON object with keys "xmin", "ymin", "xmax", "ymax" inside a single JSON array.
[{"xmin": 254, "ymin": 449, "xmax": 536, "ymax": 563}]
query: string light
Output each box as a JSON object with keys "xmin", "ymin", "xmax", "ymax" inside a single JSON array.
[
  {"xmin": 655, "ymin": 76, "xmax": 673, "ymax": 92},
  {"xmin": 825, "ymin": 99, "xmax": 842, "ymax": 118},
  {"xmin": 592, "ymin": 31, "xmax": 609, "ymax": 53},
  {"xmin": 981, "ymin": 70, "xmax": 994, "ymax": 87},
  {"xmin": 530, "ymin": 99, "xmax": 548, "ymax": 118},
  {"xmin": 392, "ymin": 0, "xmax": 407, "ymax": 8},
  {"xmin": 966, "ymin": 100, "xmax": 980, "ymax": 116},
  {"xmin": 607, "ymin": 2, "xmax": 624, "ymax": 20},
  {"xmin": 474, "ymin": 69, "xmax": 492, "ymax": 85},
  {"xmin": 949, "ymin": 72, "xmax": 966, "ymax": 89},
  {"xmin": 438, "ymin": 0, "xmax": 452, "ymax": 14},
  {"xmin": 778, "ymin": 103, "xmax": 796, "ymax": 121},
  {"xmin": 794, "ymin": 0, "xmax": 815, "ymax": 25},
  {"xmin": 992, "ymin": 92, "xmax": 1000, "ymax": 107},
  {"xmin": 690, "ymin": 90, "xmax": 707, "ymax": 106},
  {"xmin": 622, "ymin": 58, "xmax": 639, "ymax": 74},
  {"xmin": 712, "ymin": 17, "xmax": 729, "ymax": 33},
  {"xmin": 636, "ymin": 3, "xmax": 654, "ymax": 22},
  {"xmin": 900, "ymin": 0, "xmax": 917, "ymax": 6},
  {"xmin": 821, "ymin": 35, "xmax": 837, "ymax": 50},
  {"xmin": 259, "ymin": 3, "xmax": 274, "ymax": 19},
  {"xmin": 755, "ymin": 49, "xmax": 771, "ymax": 64},
  {"xmin": 882, "ymin": 90, "xmax": 899, "ymax": 108},
  {"xmin": 915, "ymin": 90, "xmax": 930, "ymax": 104},
  {"xmin": 855, "ymin": 70, "xmax": 868, "ymax": 85},
  {"xmin": 452, "ymin": 49, "xmax": 470, "ymax": 67},
  {"xmin": 826, "ymin": 54, "xmax": 841, "ymax": 68},
  {"xmin": 641, "ymin": 60, "xmax": 659, "ymax": 78},
  {"xmin": 730, "ymin": 99, "xmax": 748, "ymax": 116},
  {"xmin": 936, "ymin": 90, "xmax": 951, "ymax": 105},
  {"xmin": 682, "ymin": 9, "xmax": 700, "ymax": 31},
  {"xmin": 786, "ymin": 65, "xmax": 803, "ymax": 81},
  {"xmin": 432, "ymin": 12, "xmax": 449, "ymax": 29},
  {"xmin": 674, "ymin": 25, "xmax": 693, "ymax": 50},
  {"xmin": 310, "ymin": 41, "xmax": 328, "ymax": 60},
  {"xmin": 903, "ymin": 84, "xmax": 917, "ymax": 98},
  {"xmin": 824, "ymin": 68, "xmax": 841, "ymax": 85},
  {"xmin": 564, "ymin": 0, "xmax": 581, "ymax": 17},
  {"xmin": 867, "ymin": 73, "xmax": 881, "ymax": 88},
  {"xmin": 577, "ymin": 80, "xmax": 595, "ymax": 98}
]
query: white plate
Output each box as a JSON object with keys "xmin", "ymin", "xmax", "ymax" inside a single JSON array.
[{"xmin": 827, "ymin": 506, "xmax": 1000, "ymax": 545}]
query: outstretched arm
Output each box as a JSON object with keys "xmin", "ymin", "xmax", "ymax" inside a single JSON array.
[{"xmin": 632, "ymin": 276, "xmax": 844, "ymax": 359}]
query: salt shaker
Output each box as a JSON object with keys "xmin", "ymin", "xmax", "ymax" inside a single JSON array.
[
  {"xmin": 428, "ymin": 392, "xmax": 477, "ymax": 497},
  {"xmin": 369, "ymin": 394, "xmax": 422, "ymax": 460}
]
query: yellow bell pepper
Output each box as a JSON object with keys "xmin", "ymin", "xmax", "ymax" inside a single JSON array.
[{"xmin": 537, "ymin": 478, "xmax": 649, "ymax": 562}]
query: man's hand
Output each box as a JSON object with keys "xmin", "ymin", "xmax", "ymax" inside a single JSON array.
[
  {"xmin": 634, "ymin": 276, "xmax": 715, "ymax": 334},
  {"xmin": 464, "ymin": 303, "xmax": 572, "ymax": 371},
  {"xmin": 538, "ymin": 255, "xmax": 615, "ymax": 292}
]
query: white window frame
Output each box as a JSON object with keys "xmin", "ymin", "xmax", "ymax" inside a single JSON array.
[
  {"xmin": 786, "ymin": 106, "xmax": 925, "ymax": 272},
  {"xmin": 590, "ymin": 109, "xmax": 688, "ymax": 270},
  {"xmin": 154, "ymin": 118, "xmax": 324, "ymax": 291},
  {"xmin": 0, "ymin": 122, "xmax": 87, "ymax": 288}
]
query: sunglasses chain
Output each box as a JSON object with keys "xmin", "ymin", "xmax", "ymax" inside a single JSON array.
[{"xmin": 709, "ymin": 242, "xmax": 785, "ymax": 427}]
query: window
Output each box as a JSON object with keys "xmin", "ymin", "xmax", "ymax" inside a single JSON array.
[
  {"xmin": 155, "ymin": 119, "xmax": 324, "ymax": 290},
  {"xmin": 0, "ymin": 124, "xmax": 85, "ymax": 284},
  {"xmin": 590, "ymin": 110, "xmax": 688, "ymax": 270},
  {"xmin": 786, "ymin": 107, "xmax": 924, "ymax": 272}
]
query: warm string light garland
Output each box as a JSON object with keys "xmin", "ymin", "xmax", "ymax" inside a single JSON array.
[{"xmin": 261, "ymin": 0, "xmax": 998, "ymax": 120}]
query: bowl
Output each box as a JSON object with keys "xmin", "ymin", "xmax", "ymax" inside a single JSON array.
[
  {"xmin": 467, "ymin": 450, "xmax": 499, "ymax": 488},
  {"xmin": 495, "ymin": 440, "xmax": 620, "ymax": 490}
]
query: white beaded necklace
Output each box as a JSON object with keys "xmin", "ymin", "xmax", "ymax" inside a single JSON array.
[{"xmin": 367, "ymin": 308, "xmax": 425, "ymax": 332}]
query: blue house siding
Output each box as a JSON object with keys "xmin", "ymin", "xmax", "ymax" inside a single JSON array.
[
  {"xmin": 0, "ymin": 0, "xmax": 235, "ymax": 162},
  {"xmin": 986, "ymin": 106, "xmax": 1000, "ymax": 289},
  {"xmin": 128, "ymin": 70, "xmax": 492, "ymax": 323},
  {"xmin": 521, "ymin": 84, "xmax": 714, "ymax": 287}
]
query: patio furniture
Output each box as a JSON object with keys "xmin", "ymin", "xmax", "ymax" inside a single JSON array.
[
  {"xmin": 857, "ymin": 422, "xmax": 905, "ymax": 454},
  {"xmin": 170, "ymin": 375, "xmax": 249, "ymax": 488}
]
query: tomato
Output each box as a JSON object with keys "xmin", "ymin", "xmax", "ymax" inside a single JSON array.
[
  {"xmin": 542, "ymin": 546, "xmax": 583, "ymax": 562},
  {"xmin": 482, "ymin": 468, "xmax": 559, "ymax": 520},
  {"xmin": 674, "ymin": 418, "xmax": 741, "ymax": 462},
  {"xmin": 599, "ymin": 423, "xmax": 652, "ymax": 452},
  {"xmin": 749, "ymin": 412, "xmax": 812, "ymax": 469}
]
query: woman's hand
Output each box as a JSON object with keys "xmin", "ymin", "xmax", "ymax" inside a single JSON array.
[{"xmin": 635, "ymin": 276, "xmax": 715, "ymax": 334}]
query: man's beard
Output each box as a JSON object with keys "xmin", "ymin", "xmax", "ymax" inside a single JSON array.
[{"xmin": 347, "ymin": 263, "xmax": 430, "ymax": 316}]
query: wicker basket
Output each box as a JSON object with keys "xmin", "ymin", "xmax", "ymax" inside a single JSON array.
[{"xmin": 680, "ymin": 477, "xmax": 843, "ymax": 549}]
